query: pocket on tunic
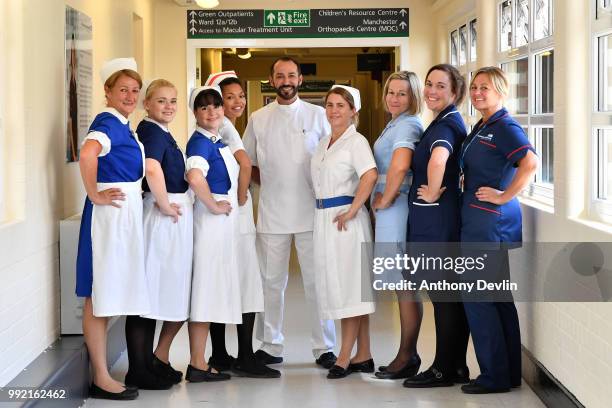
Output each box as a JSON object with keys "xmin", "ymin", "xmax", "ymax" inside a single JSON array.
[{"xmin": 409, "ymin": 201, "xmax": 442, "ymax": 239}]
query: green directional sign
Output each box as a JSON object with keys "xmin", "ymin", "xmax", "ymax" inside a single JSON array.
[{"xmin": 264, "ymin": 10, "xmax": 310, "ymax": 27}]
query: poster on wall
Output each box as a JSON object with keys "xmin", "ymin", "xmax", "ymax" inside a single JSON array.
[{"xmin": 65, "ymin": 6, "xmax": 92, "ymax": 163}]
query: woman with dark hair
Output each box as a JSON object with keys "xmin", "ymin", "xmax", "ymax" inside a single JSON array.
[
  {"xmin": 459, "ymin": 66, "xmax": 537, "ymax": 394},
  {"xmin": 311, "ymin": 85, "xmax": 378, "ymax": 379},
  {"xmin": 76, "ymin": 58, "xmax": 146, "ymax": 400},
  {"xmin": 204, "ymin": 71, "xmax": 278, "ymax": 378},
  {"xmin": 403, "ymin": 63, "xmax": 470, "ymax": 388},
  {"xmin": 184, "ymin": 86, "xmax": 240, "ymax": 382}
]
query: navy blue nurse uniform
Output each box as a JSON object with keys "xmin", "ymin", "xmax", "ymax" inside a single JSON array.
[
  {"xmin": 460, "ymin": 107, "xmax": 536, "ymax": 390},
  {"xmin": 408, "ymin": 104, "xmax": 470, "ymax": 378}
]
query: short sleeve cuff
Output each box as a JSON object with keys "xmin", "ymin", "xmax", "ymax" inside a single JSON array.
[
  {"xmin": 186, "ymin": 156, "xmax": 210, "ymax": 178},
  {"xmin": 84, "ymin": 131, "xmax": 111, "ymax": 157},
  {"xmin": 392, "ymin": 141, "xmax": 416, "ymax": 151},
  {"xmin": 356, "ymin": 163, "xmax": 377, "ymax": 178},
  {"xmin": 430, "ymin": 139, "xmax": 454, "ymax": 153},
  {"xmin": 506, "ymin": 145, "xmax": 536, "ymax": 164}
]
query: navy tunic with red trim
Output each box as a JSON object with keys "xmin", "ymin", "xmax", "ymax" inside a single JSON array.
[
  {"xmin": 460, "ymin": 107, "xmax": 535, "ymax": 244},
  {"xmin": 408, "ymin": 104, "xmax": 466, "ymax": 242}
]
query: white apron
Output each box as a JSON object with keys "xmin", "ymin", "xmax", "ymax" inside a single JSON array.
[
  {"xmin": 141, "ymin": 191, "xmax": 194, "ymax": 321},
  {"xmin": 237, "ymin": 191, "xmax": 264, "ymax": 313},
  {"xmin": 90, "ymin": 180, "xmax": 150, "ymax": 317},
  {"xmin": 190, "ymin": 146, "xmax": 242, "ymax": 323}
]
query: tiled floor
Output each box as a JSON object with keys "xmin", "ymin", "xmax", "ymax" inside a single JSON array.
[{"xmin": 85, "ymin": 271, "xmax": 545, "ymax": 408}]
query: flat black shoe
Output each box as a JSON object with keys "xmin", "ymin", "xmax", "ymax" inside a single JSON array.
[
  {"xmin": 232, "ymin": 359, "xmax": 281, "ymax": 378},
  {"xmin": 461, "ymin": 380, "xmax": 510, "ymax": 394},
  {"xmin": 377, "ymin": 365, "xmax": 387, "ymax": 372},
  {"xmin": 152, "ymin": 355, "xmax": 183, "ymax": 384},
  {"xmin": 208, "ymin": 354, "xmax": 236, "ymax": 372},
  {"xmin": 374, "ymin": 354, "xmax": 421, "ymax": 379},
  {"xmin": 348, "ymin": 358, "xmax": 374, "ymax": 373},
  {"xmin": 89, "ymin": 383, "xmax": 139, "ymax": 400},
  {"xmin": 186, "ymin": 364, "xmax": 231, "ymax": 382},
  {"xmin": 403, "ymin": 367, "xmax": 454, "ymax": 388},
  {"xmin": 315, "ymin": 352, "xmax": 337, "ymax": 369},
  {"xmin": 254, "ymin": 350, "xmax": 283, "ymax": 365},
  {"xmin": 327, "ymin": 364, "xmax": 353, "ymax": 379},
  {"xmin": 453, "ymin": 366, "xmax": 470, "ymax": 384},
  {"xmin": 125, "ymin": 369, "xmax": 173, "ymax": 390}
]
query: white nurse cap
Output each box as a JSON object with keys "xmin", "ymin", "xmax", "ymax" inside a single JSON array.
[
  {"xmin": 137, "ymin": 78, "xmax": 158, "ymax": 110},
  {"xmin": 205, "ymin": 70, "xmax": 238, "ymax": 87},
  {"xmin": 331, "ymin": 85, "xmax": 361, "ymax": 112},
  {"xmin": 189, "ymin": 85, "xmax": 222, "ymax": 111},
  {"xmin": 100, "ymin": 57, "xmax": 138, "ymax": 84}
]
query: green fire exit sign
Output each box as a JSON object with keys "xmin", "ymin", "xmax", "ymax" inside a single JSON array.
[{"xmin": 264, "ymin": 10, "xmax": 310, "ymax": 27}]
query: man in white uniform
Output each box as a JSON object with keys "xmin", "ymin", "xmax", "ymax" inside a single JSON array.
[{"xmin": 243, "ymin": 57, "xmax": 337, "ymax": 367}]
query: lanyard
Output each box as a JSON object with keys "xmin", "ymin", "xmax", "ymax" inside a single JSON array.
[{"xmin": 459, "ymin": 112, "xmax": 509, "ymax": 171}]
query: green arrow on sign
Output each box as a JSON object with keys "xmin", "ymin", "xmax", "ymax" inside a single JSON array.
[{"xmin": 264, "ymin": 10, "xmax": 310, "ymax": 27}]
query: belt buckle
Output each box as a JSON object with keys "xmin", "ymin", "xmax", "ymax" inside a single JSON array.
[{"xmin": 317, "ymin": 199, "xmax": 323, "ymax": 209}]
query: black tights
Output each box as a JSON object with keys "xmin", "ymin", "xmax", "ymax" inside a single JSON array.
[
  {"xmin": 210, "ymin": 312, "xmax": 256, "ymax": 362},
  {"xmin": 125, "ymin": 315, "xmax": 156, "ymax": 373},
  {"xmin": 431, "ymin": 301, "xmax": 470, "ymax": 375}
]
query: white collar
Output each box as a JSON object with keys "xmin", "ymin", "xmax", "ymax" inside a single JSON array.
[
  {"xmin": 103, "ymin": 107, "xmax": 129, "ymax": 124},
  {"xmin": 144, "ymin": 116, "xmax": 169, "ymax": 132},
  {"xmin": 328, "ymin": 124, "xmax": 356, "ymax": 149},
  {"xmin": 196, "ymin": 126, "xmax": 221, "ymax": 142},
  {"xmin": 276, "ymin": 96, "xmax": 301, "ymax": 112}
]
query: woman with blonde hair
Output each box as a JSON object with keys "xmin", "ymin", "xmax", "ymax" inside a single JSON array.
[
  {"xmin": 372, "ymin": 71, "xmax": 424, "ymax": 379},
  {"xmin": 76, "ymin": 58, "xmax": 147, "ymax": 400}
]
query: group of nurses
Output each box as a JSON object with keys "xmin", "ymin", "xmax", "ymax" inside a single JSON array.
[{"xmin": 311, "ymin": 85, "xmax": 378, "ymax": 379}]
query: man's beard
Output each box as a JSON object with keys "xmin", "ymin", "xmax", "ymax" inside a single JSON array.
[{"xmin": 275, "ymin": 84, "xmax": 298, "ymax": 100}]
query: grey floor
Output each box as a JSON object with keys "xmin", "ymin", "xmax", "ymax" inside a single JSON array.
[{"xmin": 86, "ymin": 272, "xmax": 545, "ymax": 408}]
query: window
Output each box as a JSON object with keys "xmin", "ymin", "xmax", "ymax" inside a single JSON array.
[
  {"xmin": 498, "ymin": 0, "xmax": 555, "ymax": 202},
  {"xmin": 591, "ymin": 1, "xmax": 612, "ymax": 222},
  {"xmin": 449, "ymin": 17, "xmax": 478, "ymax": 128}
]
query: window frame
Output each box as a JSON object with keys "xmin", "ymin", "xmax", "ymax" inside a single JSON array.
[
  {"xmin": 589, "ymin": 0, "xmax": 612, "ymax": 222},
  {"xmin": 497, "ymin": 0, "xmax": 555, "ymax": 204},
  {"xmin": 449, "ymin": 16, "xmax": 479, "ymax": 129}
]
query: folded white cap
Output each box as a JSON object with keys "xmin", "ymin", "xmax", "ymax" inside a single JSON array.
[
  {"xmin": 100, "ymin": 57, "xmax": 138, "ymax": 85},
  {"xmin": 138, "ymin": 78, "xmax": 159, "ymax": 110},
  {"xmin": 205, "ymin": 70, "xmax": 238, "ymax": 87},
  {"xmin": 331, "ymin": 85, "xmax": 361, "ymax": 112},
  {"xmin": 189, "ymin": 85, "xmax": 222, "ymax": 110}
]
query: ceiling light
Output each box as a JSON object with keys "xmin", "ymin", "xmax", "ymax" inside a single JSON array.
[
  {"xmin": 237, "ymin": 48, "xmax": 252, "ymax": 59},
  {"xmin": 195, "ymin": 0, "xmax": 219, "ymax": 8}
]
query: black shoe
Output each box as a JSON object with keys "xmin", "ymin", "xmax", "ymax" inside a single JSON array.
[
  {"xmin": 315, "ymin": 352, "xmax": 337, "ymax": 369},
  {"xmin": 208, "ymin": 354, "xmax": 236, "ymax": 372},
  {"xmin": 403, "ymin": 367, "xmax": 454, "ymax": 388},
  {"xmin": 348, "ymin": 358, "xmax": 374, "ymax": 373},
  {"xmin": 461, "ymin": 380, "xmax": 510, "ymax": 394},
  {"xmin": 89, "ymin": 383, "xmax": 139, "ymax": 400},
  {"xmin": 327, "ymin": 364, "xmax": 353, "ymax": 379},
  {"xmin": 125, "ymin": 369, "xmax": 174, "ymax": 390},
  {"xmin": 186, "ymin": 364, "xmax": 231, "ymax": 382},
  {"xmin": 453, "ymin": 366, "xmax": 470, "ymax": 384},
  {"xmin": 377, "ymin": 365, "xmax": 387, "ymax": 372},
  {"xmin": 232, "ymin": 358, "xmax": 281, "ymax": 378},
  {"xmin": 254, "ymin": 350, "xmax": 283, "ymax": 365},
  {"xmin": 374, "ymin": 354, "xmax": 421, "ymax": 379},
  {"xmin": 152, "ymin": 355, "xmax": 183, "ymax": 384}
]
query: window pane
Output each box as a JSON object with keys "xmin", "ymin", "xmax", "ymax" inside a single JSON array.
[
  {"xmin": 469, "ymin": 71, "xmax": 476, "ymax": 116},
  {"xmin": 597, "ymin": 129, "xmax": 612, "ymax": 199},
  {"xmin": 533, "ymin": 0, "xmax": 551, "ymax": 40},
  {"xmin": 540, "ymin": 128, "xmax": 554, "ymax": 184},
  {"xmin": 598, "ymin": 34, "xmax": 612, "ymax": 111},
  {"xmin": 515, "ymin": 0, "xmax": 529, "ymax": 47},
  {"xmin": 459, "ymin": 25, "xmax": 467, "ymax": 66},
  {"xmin": 500, "ymin": 1, "xmax": 512, "ymax": 51},
  {"xmin": 598, "ymin": 0, "xmax": 612, "ymax": 19},
  {"xmin": 501, "ymin": 58, "xmax": 529, "ymax": 114},
  {"xmin": 470, "ymin": 19, "xmax": 477, "ymax": 62},
  {"xmin": 535, "ymin": 50, "xmax": 554, "ymax": 114},
  {"xmin": 450, "ymin": 30, "xmax": 458, "ymax": 66}
]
